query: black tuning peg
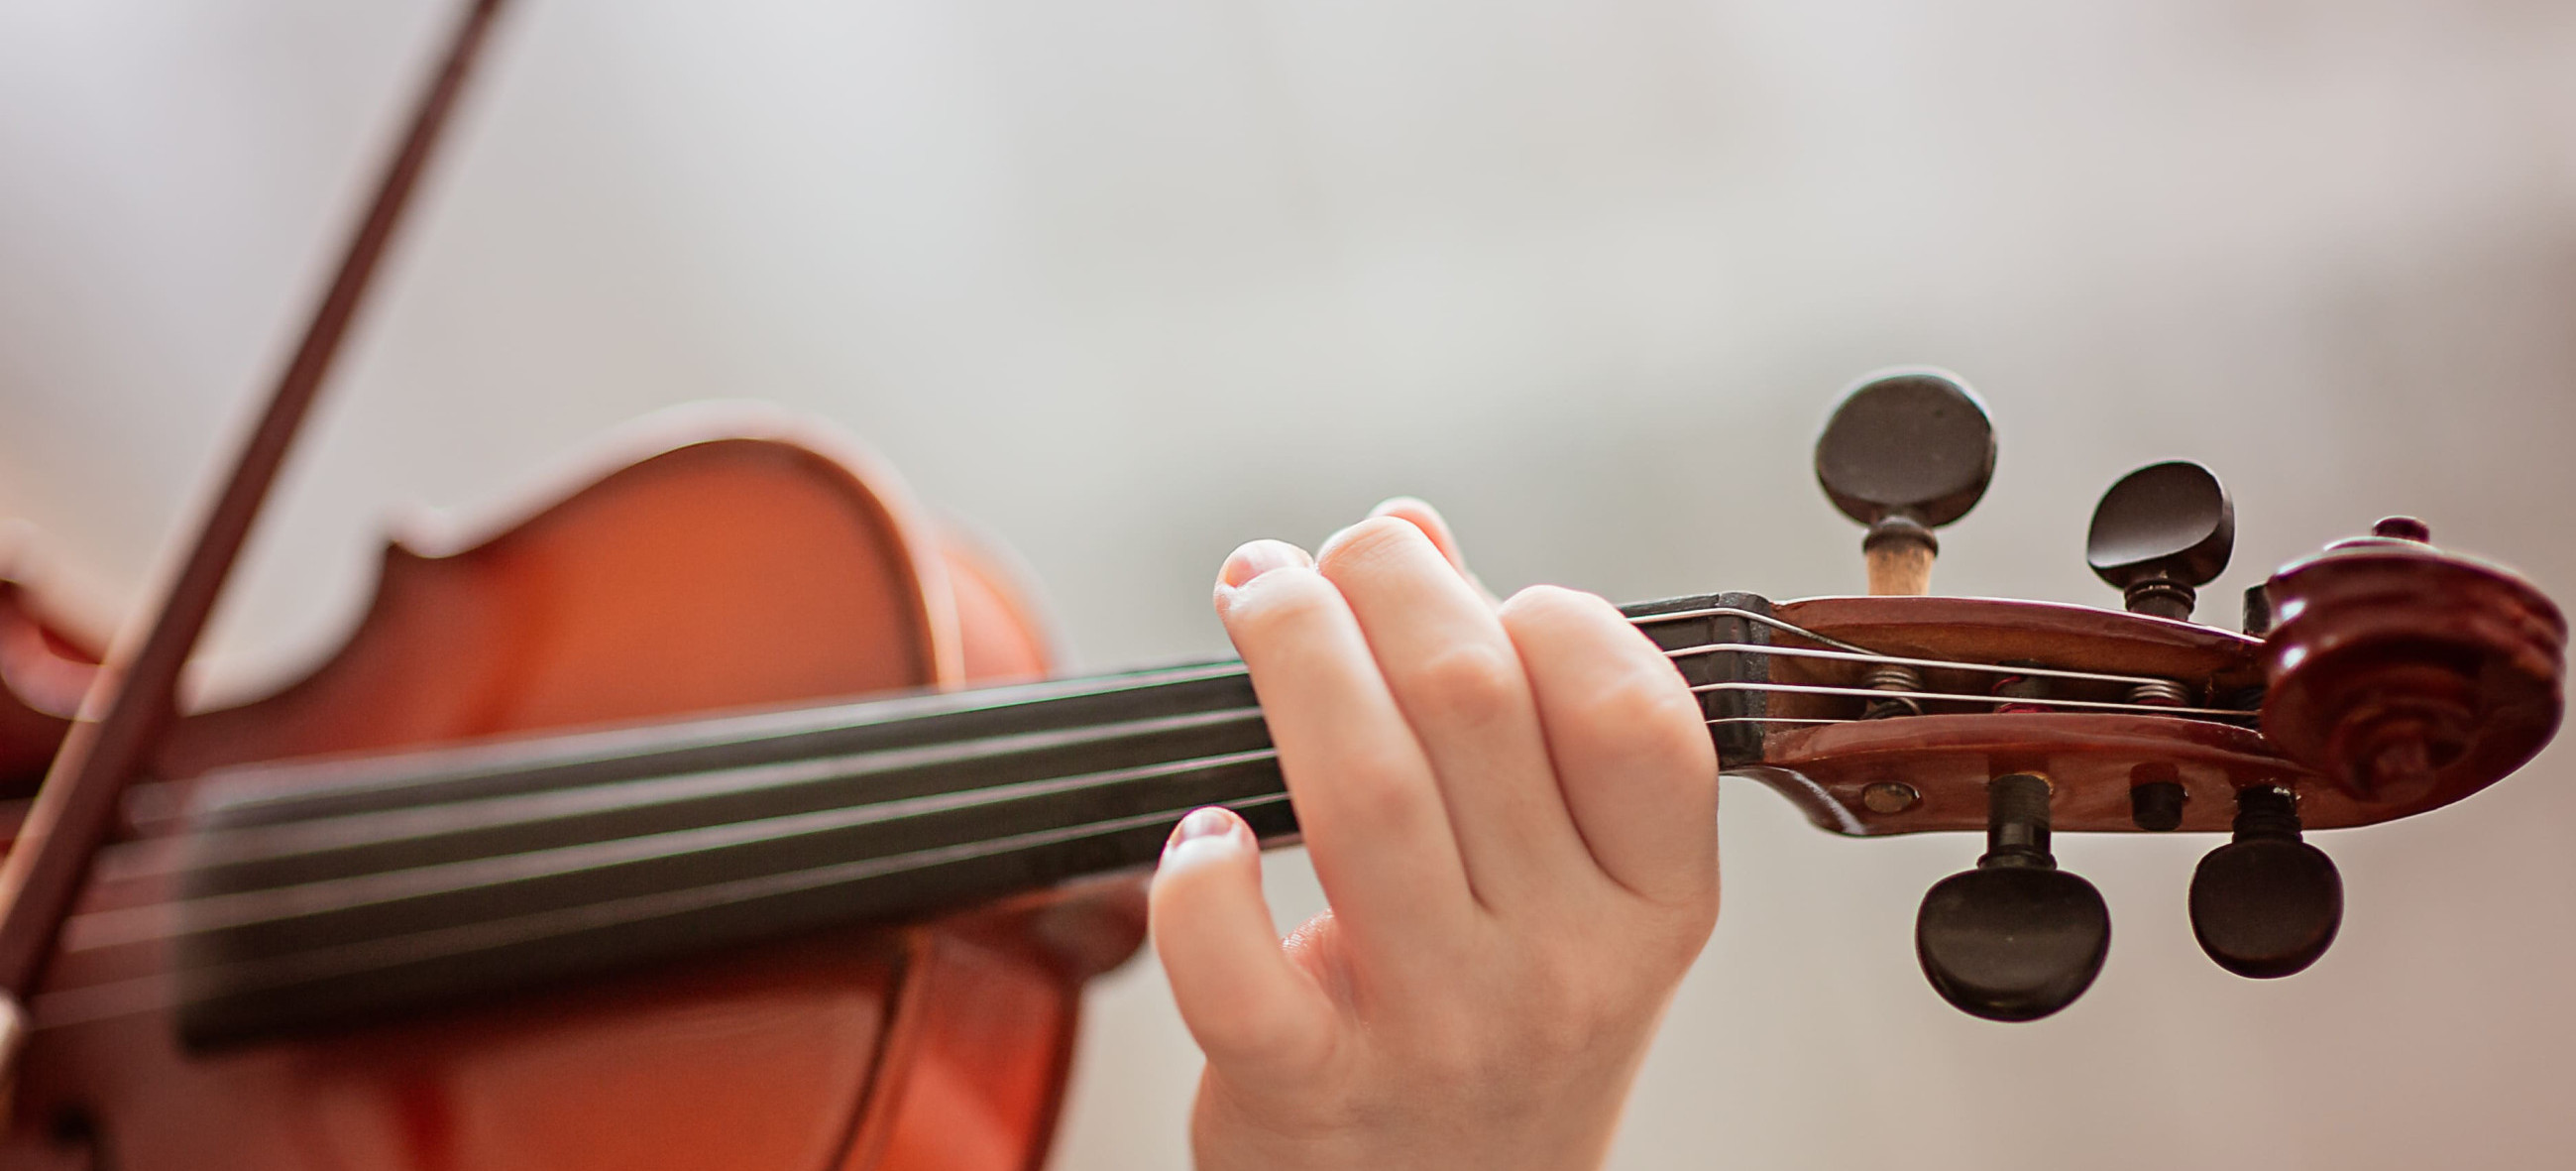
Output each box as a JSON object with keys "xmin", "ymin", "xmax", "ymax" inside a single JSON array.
[
  {"xmin": 2087, "ymin": 461, "xmax": 2234, "ymax": 621},
  {"xmin": 1916, "ymin": 773, "xmax": 2111, "ymax": 1022},
  {"xmin": 2188, "ymin": 786, "xmax": 2342, "ymax": 980},
  {"xmin": 1815, "ymin": 370, "xmax": 1996, "ymax": 597}
]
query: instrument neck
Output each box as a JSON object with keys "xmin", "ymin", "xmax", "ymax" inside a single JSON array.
[
  {"xmin": 170, "ymin": 661, "xmax": 1292, "ymax": 1045},
  {"xmin": 165, "ymin": 592, "xmax": 1773, "ymax": 1046}
]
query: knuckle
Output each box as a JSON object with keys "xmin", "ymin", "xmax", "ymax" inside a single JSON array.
[
  {"xmin": 1583, "ymin": 664, "xmax": 1715, "ymax": 769},
  {"xmin": 1523, "ymin": 1008, "xmax": 1611, "ymax": 1064},
  {"xmin": 1309, "ymin": 744, "xmax": 1440, "ymax": 831},
  {"xmin": 1402, "ymin": 1013, "xmax": 1489, "ymax": 1083},
  {"xmin": 1405, "ymin": 642, "xmax": 1525, "ymax": 727},
  {"xmin": 1514, "ymin": 953, "xmax": 1619, "ymax": 1057}
]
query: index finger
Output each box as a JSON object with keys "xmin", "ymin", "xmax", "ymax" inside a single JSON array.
[{"xmin": 1214, "ymin": 542, "xmax": 1478, "ymax": 952}]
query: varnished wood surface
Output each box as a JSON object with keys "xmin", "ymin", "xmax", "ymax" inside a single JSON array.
[
  {"xmin": 0, "ymin": 584, "xmax": 94, "ymax": 795},
  {"xmin": 1747, "ymin": 713, "xmax": 2314, "ymax": 835},
  {"xmin": 0, "ymin": 422, "xmax": 1131, "ymax": 1171},
  {"xmin": 1739, "ymin": 590, "xmax": 2557, "ymax": 836}
]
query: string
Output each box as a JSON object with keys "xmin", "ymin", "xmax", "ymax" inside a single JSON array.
[
  {"xmin": 125, "ymin": 667, "xmax": 2245, "ymax": 897},
  {"xmin": 76, "ymin": 676, "xmax": 2250, "ymax": 952},
  {"xmin": 182, "ymin": 660, "xmax": 1256, "ymax": 824},
  {"xmin": 1687, "ymin": 680, "xmax": 2247, "ymax": 718},
  {"xmin": 1622, "ymin": 606, "xmax": 1876, "ymax": 653},
  {"xmin": 1661, "ymin": 641, "xmax": 2195, "ymax": 690},
  {"xmin": 103, "ymin": 616, "xmax": 2249, "ymax": 892},
  {"xmin": 35, "ymin": 791, "xmax": 1298, "ymax": 1029},
  {"xmin": 137, "ymin": 706, "xmax": 1268, "ymax": 880},
  {"xmin": 73, "ymin": 670, "xmax": 2258, "ymax": 1022},
  {"xmin": 69, "ymin": 746, "xmax": 1282, "ymax": 951},
  {"xmin": 32, "ymin": 603, "xmax": 2264, "ymax": 1026},
  {"xmin": 170, "ymin": 606, "xmax": 2219, "ymax": 829}
]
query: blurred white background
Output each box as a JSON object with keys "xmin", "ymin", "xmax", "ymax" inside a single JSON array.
[{"xmin": 3, "ymin": 1, "xmax": 2574, "ymax": 1167}]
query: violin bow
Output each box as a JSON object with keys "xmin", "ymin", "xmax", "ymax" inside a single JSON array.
[{"xmin": 0, "ymin": 0, "xmax": 512, "ymax": 1078}]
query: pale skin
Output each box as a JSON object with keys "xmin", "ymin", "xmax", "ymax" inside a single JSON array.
[{"xmin": 1147, "ymin": 498, "xmax": 1722, "ymax": 1170}]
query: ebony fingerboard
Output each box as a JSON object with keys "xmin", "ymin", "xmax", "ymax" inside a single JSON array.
[{"xmin": 168, "ymin": 593, "xmax": 1769, "ymax": 1049}]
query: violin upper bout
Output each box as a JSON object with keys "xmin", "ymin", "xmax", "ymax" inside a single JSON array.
[
  {"xmin": 158, "ymin": 425, "xmax": 973, "ymax": 777},
  {"xmin": 12, "ymin": 415, "xmax": 1103, "ymax": 1171}
]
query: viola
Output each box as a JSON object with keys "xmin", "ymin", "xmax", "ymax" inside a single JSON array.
[{"xmin": 0, "ymin": 4, "xmax": 2560, "ymax": 1168}]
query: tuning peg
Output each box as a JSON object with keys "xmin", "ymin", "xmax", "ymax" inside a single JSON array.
[
  {"xmin": 1815, "ymin": 369, "xmax": 1996, "ymax": 597},
  {"xmin": 2087, "ymin": 460, "xmax": 2234, "ymax": 621},
  {"xmin": 1915, "ymin": 773, "xmax": 2111, "ymax": 1022},
  {"xmin": 2188, "ymin": 786, "xmax": 2342, "ymax": 979}
]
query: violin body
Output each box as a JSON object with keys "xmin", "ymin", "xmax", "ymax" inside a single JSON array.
[{"xmin": 0, "ymin": 414, "xmax": 1139, "ymax": 1170}]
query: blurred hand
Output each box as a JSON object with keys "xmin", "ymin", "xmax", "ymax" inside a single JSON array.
[{"xmin": 1149, "ymin": 498, "xmax": 1721, "ymax": 1171}]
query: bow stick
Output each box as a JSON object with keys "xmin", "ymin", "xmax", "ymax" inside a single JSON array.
[{"xmin": 0, "ymin": 0, "xmax": 512, "ymax": 1081}]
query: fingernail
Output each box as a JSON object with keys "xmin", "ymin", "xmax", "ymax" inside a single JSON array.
[
  {"xmin": 1218, "ymin": 539, "xmax": 1311, "ymax": 589},
  {"xmin": 1166, "ymin": 806, "xmax": 1236, "ymax": 852}
]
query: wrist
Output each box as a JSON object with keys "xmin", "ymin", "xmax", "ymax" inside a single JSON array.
[{"xmin": 1188, "ymin": 1060, "xmax": 1631, "ymax": 1171}]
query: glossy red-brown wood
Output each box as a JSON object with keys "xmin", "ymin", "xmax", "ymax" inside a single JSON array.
[
  {"xmin": 1741, "ymin": 591, "xmax": 2557, "ymax": 836},
  {"xmin": 1744, "ymin": 713, "xmax": 2319, "ymax": 836},
  {"xmin": 0, "ymin": 417, "xmax": 1139, "ymax": 1170},
  {"xmin": 1738, "ymin": 595, "xmax": 2277, "ymax": 835},
  {"xmin": 2262, "ymin": 536, "xmax": 2564, "ymax": 806},
  {"xmin": 0, "ymin": 582, "xmax": 95, "ymax": 798}
]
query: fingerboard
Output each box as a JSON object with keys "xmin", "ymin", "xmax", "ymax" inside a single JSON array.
[{"xmin": 164, "ymin": 593, "xmax": 1772, "ymax": 1048}]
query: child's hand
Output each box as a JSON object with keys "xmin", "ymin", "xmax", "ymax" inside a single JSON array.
[{"xmin": 1149, "ymin": 499, "xmax": 1721, "ymax": 1171}]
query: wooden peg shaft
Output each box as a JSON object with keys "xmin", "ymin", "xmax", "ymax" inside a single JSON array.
[
  {"xmin": 1863, "ymin": 520, "xmax": 1938, "ymax": 596},
  {"xmin": 1867, "ymin": 543, "xmax": 1934, "ymax": 596}
]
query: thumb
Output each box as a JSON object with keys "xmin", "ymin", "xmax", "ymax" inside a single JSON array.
[{"xmin": 1150, "ymin": 807, "xmax": 1334, "ymax": 1072}]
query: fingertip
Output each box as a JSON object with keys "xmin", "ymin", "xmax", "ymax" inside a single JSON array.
[
  {"xmin": 1314, "ymin": 514, "xmax": 1411, "ymax": 567},
  {"xmin": 1218, "ymin": 539, "xmax": 1314, "ymax": 589},
  {"xmin": 1367, "ymin": 495, "xmax": 1439, "ymax": 526},
  {"xmin": 1160, "ymin": 804, "xmax": 1251, "ymax": 867},
  {"xmin": 1150, "ymin": 808, "xmax": 1332, "ymax": 1065},
  {"xmin": 1498, "ymin": 583, "xmax": 1622, "ymax": 631},
  {"xmin": 1150, "ymin": 810, "xmax": 1254, "ymax": 930},
  {"xmin": 1367, "ymin": 497, "xmax": 1494, "ymax": 601},
  {"xmin": 1213, "ymin": 540, "xmax": 1317, "ymax": 617},
  {"xmin": 1365, "ymin": 495, "xmax": 1454, "ymax": 553}
]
